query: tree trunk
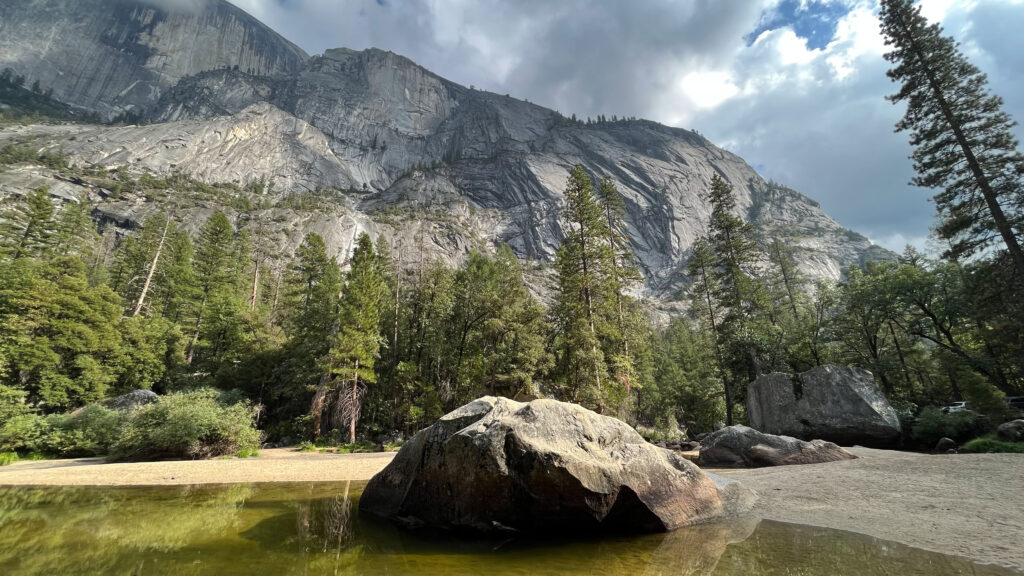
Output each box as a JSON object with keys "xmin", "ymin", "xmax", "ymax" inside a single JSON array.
[
  {"xmin": 349, "ymin": 359, "xmax": 359, "ymax": 444},
  {"xmin": 132, "ymin": 216, "xmax": 171, "ymax": 317},
  {"xmin": 185, "ymin": 295, "xmax": 207, "ymax": 365}
]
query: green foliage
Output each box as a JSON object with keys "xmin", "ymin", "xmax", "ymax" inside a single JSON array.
[
  {"xmin": 39, "ymin": 404, "xmax": 125, "ymax": 457},
  {"xmin": 296, "ymin": 440, "xmax": 315, "ymax": 452},
  {"xmin": 880, "ymin": 0, "xmax": 1024, "ymax": 273},
  {"xmin": 962, "ymin": 435, "xmax": 1024, "ymax": 454},
  {"xmin": 552, "ymin": 165, "xmax": 649, "ymax": 415},
  {"xmin": 0, "ymin": 452, "xmax": 17, "ymax": 466},
  {"xmin": 111, "ymin": 389, "xmax": 261, "ymax": 461},
  {"xmin": 911, "ymin": 407, "xmax": 983, "ymax": 445}
]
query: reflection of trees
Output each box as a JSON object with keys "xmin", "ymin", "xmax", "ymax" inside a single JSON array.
[
  {"xmin": 292, "ymin": 480, "xmax": 364, "ymax": 575},
  {"xmin": 0, "ymin": 484, "xmax": 252, "ymax": 575},
  {"xmin": 3, "ymin": 484, "xmax": 1014, "ymax": 576}
]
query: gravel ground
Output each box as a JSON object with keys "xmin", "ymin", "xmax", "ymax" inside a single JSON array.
[{"xmin": 1, "ymin": 446, "xmax": 1021, "ymax": 571}]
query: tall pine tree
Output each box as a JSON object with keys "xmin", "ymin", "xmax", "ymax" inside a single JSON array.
[{"xmin": 880, "ymin": 0, "xmax": 1024, "ymax": 276}]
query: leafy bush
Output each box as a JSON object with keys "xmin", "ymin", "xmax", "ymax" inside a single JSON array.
[
  {"xmin": 911, "ymin": 407, "xmax": 985, "ymax": 446},
  {"xmin": 0, "ymin": 413, "xmax": 49, "ymax": 454},
  {"xmin": 0, "ymin": 452, "xmax": 18, "ymax": 466},
  {"xmin": 962, "ymin": 435, "xmax": 1024, "ymax": 454},
  {"xmin": 0, "ymin": 404, "xmax": 123, "ymax": 457},
  {"xmin": 111, "ymin": 389, "xmax": 261, "ymax": 461},
  {"xmin": 40, "ymin": 405, "xmax": 125, "ymax": 457}
]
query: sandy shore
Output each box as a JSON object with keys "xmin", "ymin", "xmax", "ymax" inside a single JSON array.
[
  {"xmin": 2, "ymin": 446, "xmax": 1021, "ymax": 571},
  {"xmin": 714, "ymin": 447, "xmax": 1024, "ymax": 572},
  {"xmin": 0, "ymin": 448, "xmax": 393, "ymax": 486}
]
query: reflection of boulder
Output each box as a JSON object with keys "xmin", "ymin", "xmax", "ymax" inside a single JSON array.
[
  {"xmin": 360, "ymin": 397, "xmax": 755, "ymax": 533},
  {"xmin": 698, "ymin": 426, "xmax": 856, "ymax": 467},
  {"xmin": 747, "ymin": 366, "xmax": 902, "ymax": 447},
  {"xmin": 642, "ymin": 517, "xmax": 761, "ymax": 576}
]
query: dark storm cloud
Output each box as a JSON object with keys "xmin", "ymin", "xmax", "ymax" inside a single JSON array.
[{"xmin": 229, "ymin": 0, "xmax": 1024, "ymax": 252}]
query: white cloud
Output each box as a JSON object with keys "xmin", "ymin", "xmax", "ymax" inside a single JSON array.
[{"xmin": 225, "ymin": 0, "xmax": 1022, "ymax": 252}]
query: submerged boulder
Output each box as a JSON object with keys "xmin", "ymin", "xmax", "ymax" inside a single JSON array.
[
  {"xmin": 360, "ymin": 397, "xmax": 754, "ymax": 533},
  {"xmin": 698, "ymin": 425, "xmax": 856, "ymax": 467},
  {"xmin": 747, "ymin": 365, "xmax": 902, "ymax": 447}
]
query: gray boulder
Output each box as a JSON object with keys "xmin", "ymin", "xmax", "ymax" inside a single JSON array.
[
  {"xmin": 934, "ymin": 437, "xmax": 958, "ymax": 453},
  {"xmin": 359, "ymin": 396, "xmax": 755, "ymax": 533},
  {"xmin": 698, "ymin": 425, "xmax": 856, "ymax": 468},
  {"xmin": 747, "ymin": 365, "xmax": 902, "ymax": 447},
  {"xmin": 996, "ymin": 420, "xmax": 1024, "ymax": 442},
  {"xmin": 104, "ymin": 389, "xmax": 158, "ymax": 412}
]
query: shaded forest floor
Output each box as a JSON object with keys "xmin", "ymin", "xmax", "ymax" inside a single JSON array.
[{"xmin": 1, "ymin": 446, "xmax": 1020, "ymax": 571}]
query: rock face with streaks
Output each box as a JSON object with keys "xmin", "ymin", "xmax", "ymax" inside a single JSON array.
[
  {"xmin": 747, "ymin": 366, "xmax": 903, "ymax": 447},
  {"xmin": 0, "ymin": 0, "xmax": 307, "ymax": 118},
  {"xmin": 0, "ymin": 0, "xmax": 892, "ymax": 304},
  {"xmin": 360, "ymin": 396, "xmax": 755, "ymax": 533}
]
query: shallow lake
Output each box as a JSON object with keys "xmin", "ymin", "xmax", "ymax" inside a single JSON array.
[{"xmin": 0, "ymin": 482, "xmax": 1016, "ymax": 575}]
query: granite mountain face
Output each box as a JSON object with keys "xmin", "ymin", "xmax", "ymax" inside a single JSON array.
[{"xmin": 0, "ymin": 0, "xmax": 890, "ymax": 304}]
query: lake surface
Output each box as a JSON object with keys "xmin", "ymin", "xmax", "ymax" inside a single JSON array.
[{"xmin": 0, "ymin": 482, "xmax": 1017, "ymax": 575}]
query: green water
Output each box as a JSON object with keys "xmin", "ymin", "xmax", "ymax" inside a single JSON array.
[{"xmin": 0, "ymin": 482, "xmax": 1016, "ymax": 576}]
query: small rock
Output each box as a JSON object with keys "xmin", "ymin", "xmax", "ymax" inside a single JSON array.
[{"xmin": 934, "ymin": 437, "xmax": 957, "ymax": 453}]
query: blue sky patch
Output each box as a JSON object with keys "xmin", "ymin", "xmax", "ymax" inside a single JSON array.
[{"xmin": 746, "ymin": 0, "xmax": 853, "ymax": 50}]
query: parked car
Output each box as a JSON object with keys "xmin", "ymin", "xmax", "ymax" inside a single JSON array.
[{"xmin": 942, "ymin": 401, "xmax": 968, "ymax": 413}]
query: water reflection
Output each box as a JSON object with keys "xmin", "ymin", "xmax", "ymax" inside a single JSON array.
[{"xmin": 0, "ymin": 482, "xmax": 1018, "ymax": 576}]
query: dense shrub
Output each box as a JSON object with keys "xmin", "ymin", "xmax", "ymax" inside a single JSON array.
[
  {"xmin": 0, "ymin": 413, "xmax": 48, "ymax": 454},
  {"xmin": 911, "ymin": 407, "xmax": 986, "ymax": 446},
  {"xmin": 0, "ymin": 404, "xmax": 123, "ymax": 457},
  {"xmin": 40, "ymin": 405, "xmax": 125, "ymax": 457},
  {"xmin": 111, "ymin": 389, "xmax": 261, "ymax": 460},
  {"xmin": 962, "ymin": 435, "xmax": 1024, "ymax": 454}
]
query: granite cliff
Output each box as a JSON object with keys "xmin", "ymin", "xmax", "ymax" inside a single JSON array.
[{"xmin": 0, "ymin": 0, "xmax": 891, "ymax": 305}]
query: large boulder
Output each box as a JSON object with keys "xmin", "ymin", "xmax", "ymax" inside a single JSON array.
[
  {"xmin": 698, "ymin": 425, "xmax": 857, "ymax": 467},
  {"xmin": 359, "ymin": 397, "xmax": 755, "ymax": 534},
  {"xmin": 996, "ymin": 420, "xmax": 1024, "ymax": 442},
  {"xmin": 747, "ymin": 365, "xmax": 902, "ymax": 447}
]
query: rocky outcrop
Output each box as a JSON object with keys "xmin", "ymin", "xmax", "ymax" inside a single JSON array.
[
  {"xmin": 0, "ymin": 0, "xmax": 307, "ymax": 119},
  {"xmin": 997, "ymin": 420, "xmax": 1024, "ymax": 443},
  {"xmin": 0, "ymin": 1, "xmax": 893, "ymax": 305},
  {"xmin": 747, "ymin": 366, "xmax": 902, "ymax": 447},
  {"xmin": 698, "ymin": 425, "xmax": 856, "ymax": 467},
  {"xmin": 104, "ymin": 389, "xmax": 158, "ymax": 412},
  {"xmin": 359, "ymin": 396, "xmax": 755, "ymax": 533}
]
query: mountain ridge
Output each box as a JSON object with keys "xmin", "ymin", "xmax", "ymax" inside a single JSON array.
[{"xmin": 0, "ymin": 0, "xmax": 891, "ymax": 305}]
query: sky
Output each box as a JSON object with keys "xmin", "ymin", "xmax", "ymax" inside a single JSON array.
[{"xmin": 228, "ymin": 0, "xmax": 1024, "ymax": 253}]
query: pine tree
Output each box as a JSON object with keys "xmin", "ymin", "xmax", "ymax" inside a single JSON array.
[
  {"xmin": 705, "ymin": 175, "xmax": 771, "ymax": 383},
  {"xmin": 596, "ymin": 177, "xmax": 643, "ymax": 396},
  {"xmin": 186, "ymin": 211, "xmax": 237, "ymax": 366},
  {"xmin": 553, "ymin": 165, "xmax": 612, "ymax": 408},
  {"xmin": 686, "ymin": 237, "xmax": 735, "ymax": 425},
  {"xmin": 0, "ymin": 187, "xmax": 55, "ymax": 260},
  {"xmin": 880, "ymin": 0, "xmax": 1024, "ymax": 276},
  {"xmin": 321, "ymin": 233, "xmax": 385, "ymax": 443}
]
